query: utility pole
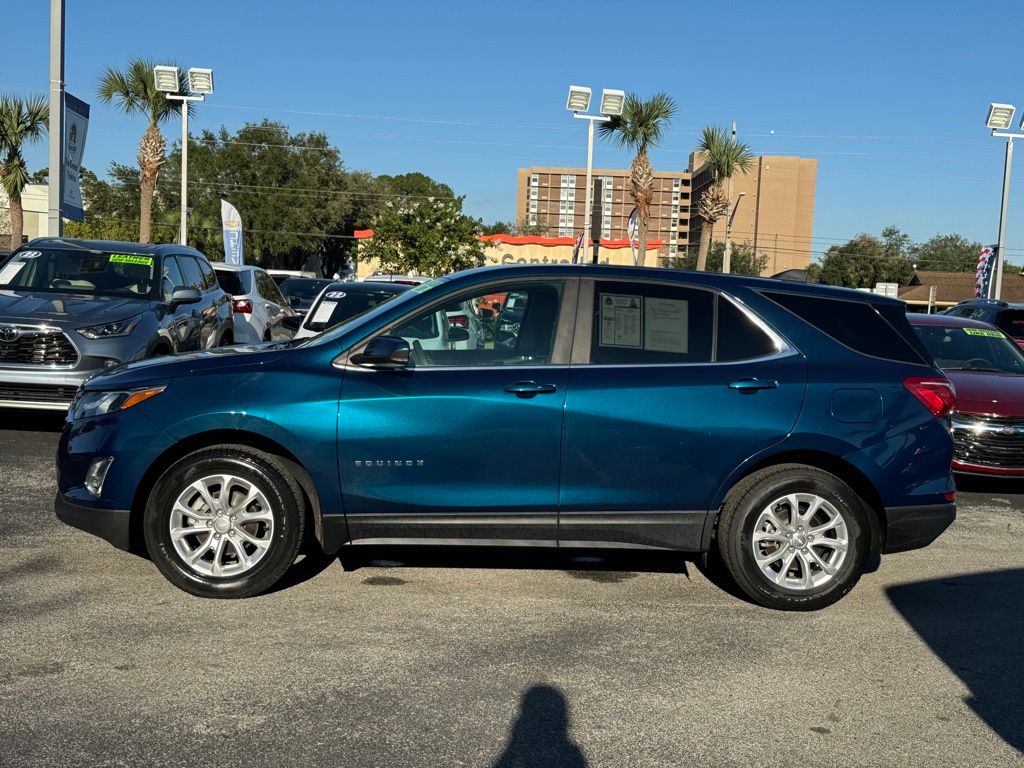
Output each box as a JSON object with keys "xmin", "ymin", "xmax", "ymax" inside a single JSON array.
[
  {"xmin": 723, "ymin": 121, "xmax": 737, "ymax": 274},
  {"xmin": 47, "ymin": 0, "xmax": 65, "ymax": 237}
]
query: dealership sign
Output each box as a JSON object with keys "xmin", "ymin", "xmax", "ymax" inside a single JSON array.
[{"xmin": 61, "ymin": 93, "xmax": 89, "ymax": 221}]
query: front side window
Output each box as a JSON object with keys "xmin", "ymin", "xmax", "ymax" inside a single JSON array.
[
  {"xmin": 0, "ymin": 248, "xmax": 157, "ymax": 298},
  {"xmin": 177, "ymin": 256, "xmax": 204, "ymax": 291},
  {"xmin": 994, "ymin": 309, "xmax": 1024, "ymax": 340},
  {"xmin": 162, "ymin": 257, "xmax": 185, "ymax": 302},
  {"xmin": 388, "ymin": 282, "xmax": 563, "ymax": 367}
]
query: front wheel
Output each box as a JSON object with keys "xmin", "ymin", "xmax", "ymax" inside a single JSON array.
[
  {"xmin": 716, "ymin": 464, "xmax": 870, "ymax": 611},
  {"xmin": 143, "ymin": 446, "xmax": 305, "ymax": 598}
]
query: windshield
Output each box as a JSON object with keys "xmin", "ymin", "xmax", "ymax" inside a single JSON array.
[
  {"xmin": 303, "ymin": 287, "xmax": 410, "ymax": 332},
  {"xmin": 297, "ymin": 276, "xmax": 450, "ymax": 346},
  {"xmin": 913, "ymin": 324, "xmax": 1024, "ymax": 374},
  {"xmin": 280, "ymin": 278, "xmax": 332, "ymax": 300},
  {"xmin": 0, "ymin": 248, "xmax": 157, "ymax": 298},
  {"xmin": 215, "ymin": 269, "xmax": 248, "ymax": 296}
]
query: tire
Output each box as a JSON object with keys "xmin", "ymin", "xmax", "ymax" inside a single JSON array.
[
  {"xmin": 143, "ymin": 446, "xmax": 305, "ymax": 598},
  {"xmin": 716, "ymin": 464, "xmax": 870, "ymax": 611}
]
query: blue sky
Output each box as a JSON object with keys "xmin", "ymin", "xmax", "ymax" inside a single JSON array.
[{"xmin": 5, "ymin": 0, "xmax": 1024, "ymax": 265}]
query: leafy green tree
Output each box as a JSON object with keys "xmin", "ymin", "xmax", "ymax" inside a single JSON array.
[
  {"xmin": 97, "ymin": 58, "xmax": 189, "ymax": 244},
  {"xmin": 0, "ymin": 95, "xmax": 48, "ymax": 249},
  {"xmin": 669, "ymin": 242, "xmax": 768, "ymax": 276},
  {"xmin": 478, "ymin": 217, "xmax": 548, "ymax": 236},
  {"xmin": 64, "ymin": 218, "xmax": 140, "ymax": 242},
  {"xmin": 815, "ymin": 233, "xmax": 913, "ymax": 287},
  {"xmin": 598, "ymin": 92, "xmax": 677, "ymax": 266},
  {"xmin": 693, "ymin": 125, "xmax": 754, "ymax": 271},
  {"xmin": 909, "ymin": 233, "xmax": 984, "ymax": 272},
  {"xmin": 362, "ymin": 196, "xmax": 486, "ymax": 277},
  {"xmin": 378, "ymin": 172, "xmax": 454, "ymax": 199}
]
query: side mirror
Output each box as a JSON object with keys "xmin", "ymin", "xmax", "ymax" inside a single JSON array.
[
  {"xmin": 351, "ymin": 335, "xmax": 411, "ymax": 370},
  {"xmin": 282, "ymin": 315, "xmax": 302, "ymax": 332},
  {"xmin": 170, "ymin": 287, "xmax": 201, "ymax": 307},
  {"xmin": 447, "ymin": 326, "xmax": 471, "ymax": 343},
  {"xmin": 288, "ymin": 296, "xmax": 302, "ymax": 308}
]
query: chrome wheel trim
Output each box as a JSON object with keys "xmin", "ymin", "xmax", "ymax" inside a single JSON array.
[
  {"xmin": 750, "ymin": 493, "xmax": 850, "ymax": 592},
  {"xmin": 169, "ymin": 473, "xmax": 275, "ymax": 578}
]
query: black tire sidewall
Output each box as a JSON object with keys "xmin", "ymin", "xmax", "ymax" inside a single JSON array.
[
  {"xmin": 144, "ymin": 450, "xmax": 301, "ymax": 598},
  {"xmin": 722, "ymin": 469, "xmax": 870, "ymax": 610}
]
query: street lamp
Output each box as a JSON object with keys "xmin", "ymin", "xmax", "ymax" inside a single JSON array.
[
  {"xmin": 567, "ymin": 85, "xmax": 625, "ymax": 263},
  {"xmin": 154, "ymin": 65, "xmax": 214, "ymax": 246},
  {"xmin": 986, "ymin": 102, "xmax": 1021, "ymax": 300}
]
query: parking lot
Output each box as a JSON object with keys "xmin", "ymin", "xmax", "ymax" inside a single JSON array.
[{"xmin": 0, "ymin": 412, "xmax": 1021, "ymax": 768}]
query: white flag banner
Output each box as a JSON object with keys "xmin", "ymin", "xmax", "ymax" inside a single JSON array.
[
  {"xmin": 221, "ymin": 199, "xmax": 244, "ymax": 265},
  {"xmin": 61, "ymin": 93, "xmax": 89, "ymax": 221}
]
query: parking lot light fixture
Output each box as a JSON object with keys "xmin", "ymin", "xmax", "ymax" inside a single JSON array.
[
  {"xmin": 986, "ymin": 103, "xmax": 1016, "ymax": 131},
  {"xmin": 153, "ymin": 65, "xmax": 180, "ymax": 94},
  {"xmin": 987, "ymin": 103, "xmax": 1024, "ymax": 300},
  {"xmin": 569, "ymin": 85, "xmax": 623, "ymax": 263},
  {"xmin": 187, "ymin": 68, "xmax": 214, "ymax": 95},
  {"xmin": 155, "ymin": 65, "xmax": 213, "ymax": 246},
  {"xmin": 600, "ymin": 89, "xmax": 625, "ymax": 117},
  {"xmin": 566, "ymin": 85, "xmax": 592, "ymax": 113}
]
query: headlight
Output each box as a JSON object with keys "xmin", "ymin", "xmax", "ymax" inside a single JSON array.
[
  {"xmin": 77, "ymin": 315, "xmax": 142, "ymax": 339},
  {"xmin": 68, "ymin": 386, "xmax": 166, "ymax": 421}
]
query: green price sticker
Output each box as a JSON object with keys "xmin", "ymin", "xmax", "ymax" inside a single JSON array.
[
  {"xmin": 109, "ymin": 254, "xmax": 154, "ymax": 266},
  {"xmin": 963, "ymin": 327, "xmax": 1003, "ymax": 338}
]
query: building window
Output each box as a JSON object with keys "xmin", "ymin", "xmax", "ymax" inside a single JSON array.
[
  {"xmin": 530, "ymin": 174, "xmax": 539, "ymax": 186},
  {"xmin": 529, "ymin": 201, "xmax": 538, "ymax": 213},
  {"xmin": 567, "ymin": 188, "xmax": 575, "ymax": 200},
  {"xmin": 529, "ymin": 214, "xmax": 537, "ymax": 226},
  {"xmin": 530, "ymin": 189, "xmax": 538, "ymax": 200}
]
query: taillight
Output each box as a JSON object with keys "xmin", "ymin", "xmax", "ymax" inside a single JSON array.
[
  {"xmin": 448, "ymin": 315, "xmax": 468, "ymax": 328},
  {"xmin": 233, "ymin": 299, "xmax": 252, "ymax": 314},
  {"xmin": 903, "ymin": 377, "xmax": 956, "ymax": 418}
]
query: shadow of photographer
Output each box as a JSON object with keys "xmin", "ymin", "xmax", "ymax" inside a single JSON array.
[
  {"xmin": 491, "ymin": 685, "xmax": 588, "ymax": 768},
  {"xmin": 887, "ymin": 568, "xmax": 1024, "ymax": 754}
]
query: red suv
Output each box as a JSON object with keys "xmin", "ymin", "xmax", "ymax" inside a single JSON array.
[{"xmin": 910, "ymin": 313, "xmax": 1024, "ymax": 475}]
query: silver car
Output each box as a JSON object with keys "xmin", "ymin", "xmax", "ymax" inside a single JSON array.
[
  {"xmin": 0, "ymin": 238, "xmax": 233, "ymax": 410},
  {"xmin": 213, "ymin": 264, "xmax": 297, "ymax": 343}
]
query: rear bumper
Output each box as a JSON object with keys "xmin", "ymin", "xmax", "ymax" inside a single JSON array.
[
  {"xmin": 55, "ymin": 493, "xmax": 133, "ymax": 552},
  {"xmin": 882, "ymin": 503, "xmax": 956, "ymax": 553}
]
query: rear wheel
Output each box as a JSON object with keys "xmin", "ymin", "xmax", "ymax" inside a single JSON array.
[
  {"xmin": 716, "ymin": 464, "xmax": 870, "ymax": 611},
  {"xmin": 143, "ymin": 446, "xmax": 305, "ymax": 598}
]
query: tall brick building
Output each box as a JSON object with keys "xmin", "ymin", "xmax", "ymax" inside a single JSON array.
[{"xmin": 516, "ymin": 153, "xmax": 817, "ymax": 274}]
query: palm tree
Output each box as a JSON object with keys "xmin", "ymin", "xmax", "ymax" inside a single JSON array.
[
  {"xmin": 598, "ymin": 93, "xmax": 676, "ymax": 267},
  {"xmin": 693, "ymin": 125, "xmax": 754, "ymax": 271},
  {"xmin": 98, "ymin": 58, "xmax": 187, "ymax": 244},
  {"xmin": 0, "ymin": 95, "xmax": 48, "ymax": 250}
]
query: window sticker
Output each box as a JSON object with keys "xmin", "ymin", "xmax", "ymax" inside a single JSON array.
[
  {"xmin": 310, "ymin": 300, "xmax": 338, "ymax": 325},
  {"xmin": 0, "ymin": 262, "xmax": 26, "ymax": 284},
  {"xmin": 599, "ymin": 293, "xmax": 642, "ymax": 348},
  {"xmin": 644, "ymin": 297, "xmax": 689, "ymax": 354},
  {"xmin": 17, "ymin": 250, "xmax": 41, "ymax": 259},
  {"xmin": 325, "ymin": 291, "xmax": 347, "ymax": 299},
  {"xmin": 963, "ymin": 327, "xmax": 1003, "ymax": 338},
  {"xmin": 108, "ymin": 254, "xmax": 154, "ymax": 266}
]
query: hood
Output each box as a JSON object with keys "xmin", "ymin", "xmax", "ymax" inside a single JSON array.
[
  {"xmin": 0, "ymin": 290, "xmax": 153, "ymax": 326},
  {"xmin": 83, "ymin": 342, "xmax": 293, "ymax": 391},
  {"xmin": 945, "ymin": 369, "xmax": 1024, "ymax": 418}
]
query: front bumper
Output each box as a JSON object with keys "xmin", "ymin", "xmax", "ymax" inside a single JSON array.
[
  {"xmin": 882, "ymin": 503, "xmax": 956, "ymax": 553},
  {"xmin": 55, "ymin": 493, "xmax": 133, "ymax": 551},
  {"xmin": 0, "ymin": 367, "xmax": 91, "ymax": 410}
]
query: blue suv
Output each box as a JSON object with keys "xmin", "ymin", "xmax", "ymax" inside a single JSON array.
[{"xmin": 56, "ymin": 265, "xmax": 956, "ymax": 610}]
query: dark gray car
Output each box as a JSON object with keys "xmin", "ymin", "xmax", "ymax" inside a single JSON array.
[{"xmin": 0, "ymin": 238, "xmax": 233, "ymax": 410}]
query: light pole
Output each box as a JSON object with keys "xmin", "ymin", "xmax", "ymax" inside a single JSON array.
[
  {"xmin": 154, "ymin": 66, "xmax": 214, "ymax": 246},
  {"xmin": 567, "ymin": 85, "xmax": 624, "ymax": 263},
  {"xmin": 47, "ymin": 0, "xmax": 64, "ymax": 237},
  {"xmin": 986, "ymin": 103, "xmax": 1020, "ymax": 300}
]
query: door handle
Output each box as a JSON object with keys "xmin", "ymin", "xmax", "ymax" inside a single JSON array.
[
  {"xmin": 504, "ymin": 381, "xmax": 557, "ymax": 398},
  {"xmin": 728, "ymin": 378, "xmax": 778, "ymax": 393}
]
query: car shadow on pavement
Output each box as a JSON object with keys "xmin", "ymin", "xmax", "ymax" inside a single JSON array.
[
  {"xmin": 954, "ymin": 472, "xmax": 1024, "ymax": 496},
  {"xmin": 490, "ymin": 684, "xmax": 589, "ymax": 768},
  {"xmin": 886, "ymin": 568, "xmax": 1024, "ymax": 753},
  {"xmin": 1, "ymin": 409, "xmax": 67, "ymax": 433},
  {"xmin": 337, "ymin": 545, "xmax": 691, "ymax": 582}
]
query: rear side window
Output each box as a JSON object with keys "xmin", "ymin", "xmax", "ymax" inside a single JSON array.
[
  {"xmin": 995, "ymin": 309, "xmax": 1024, "ymax": 339},
  {"xmin": 215, "ymin": 269, "xmax": 246, "ymax": 296},
  {"xmin": 717, "ymin": 298, "xmax": 779, "ymax": 362},
  {"xmin": 764, "ymin": 291, "xmax": 926, "ymax": 364},
  {"xmin": 197, "ymin": 258, "xmax": 218, "ymax": 291}
]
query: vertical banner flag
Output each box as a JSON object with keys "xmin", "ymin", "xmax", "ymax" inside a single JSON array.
[
  {"xmin": 571, "ymin": 232, "xmax": 585, "ymax": 263},
  {"xmin": 976, "ymin": 245, "xmax": 996, "ymax": 298},
  {"xmin": 61, "ymin": 93, "xmax": 90, "ymax": 221},
  {"xmin": 221, "ymin": 199, "xmax": 244, "ymax": 265},
  {"xmin": 627, "ymin": 207, "xmax": 639, "ymax": 266}
]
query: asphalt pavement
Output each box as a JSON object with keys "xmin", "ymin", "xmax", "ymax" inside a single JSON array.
[{"xmin": 1, "ymin": 412, "xmax": 1022, "ymax": 768}]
